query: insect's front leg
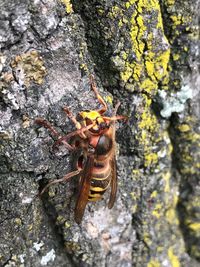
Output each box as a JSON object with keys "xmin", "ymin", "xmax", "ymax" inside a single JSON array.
[
  {"xmin": 35, "ymin": 118, "xmax": 60, "ymax": 137},
  {"xmin": 63, "ymin": 107, "xmax": 81, "ymax": 129},
  {"xmin": 89, "ymin": 74, "xmax": 107, "ymax": 114},
  {"xmin": 39, "ymin": 169, "xmax": 81, "ymax": 196},
  {"xmin": 53, "ymin": 122, "xmax": 95, "ymax": 149},
  {"xmin": 63, "ymin": 107, "xmax": 88, "ymax": 139},
  {"xmin": 103, "ymin": 115, "xmax": 128, "ymax": 123},
  {"xmin": 112, "ymin": 101, "xmax": 121, "ymax": 116},
  {"xmin": 35, "ymin": 118, "xmax": 74, "ymax": 151}
]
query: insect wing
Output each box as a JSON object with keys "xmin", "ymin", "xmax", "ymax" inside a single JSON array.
[
  {"xmin": 108, "ymin": 157, "xmax": 117, "ymax": 209},
  {"xmin": 74, "ymin": 155, "xmax": 94, "ymax": 224}
]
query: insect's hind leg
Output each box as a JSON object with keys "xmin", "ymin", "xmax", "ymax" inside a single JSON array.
[
  {"xmin": 103, "ymin": 115, "xmax": 128, "ymax": 123},
  {"xmin": 39, "ymin": 169, "xmax": 81, "ymax": 196},
  {"xmin": 90, "ymin": 74, "xmax": 107, "ymax": 114}
]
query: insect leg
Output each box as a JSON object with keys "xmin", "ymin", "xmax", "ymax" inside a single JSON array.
[
  {"xmin": 35, "ymin": 118, "xmax": 74, "ymax": 151},
  {"xmin": 103, "ymin": 115, "xmax": 128, "ymax": 122},
  {"xmin": 53, "ymin": 122, "xmax": 95, "ymax": 149},
  {"xmin": 112, "ymin": 101, "xmax": 121, "ymax": 116},
  {"xmin": 35, "ymin": 118, "xmax": 60, "ymax": 137},
  {"xmin": 63, "ymin": 107, "xmax": 82, "ymax": 130},
  {"xmin": 90, "ymin": 74, "xmax": 107, "ymax": 114},
  {"xmin": 39, "ymin": 169, "xmax": 81, "ymax": 196}
]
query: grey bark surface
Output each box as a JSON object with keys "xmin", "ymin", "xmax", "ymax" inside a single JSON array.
[{"xmin": 0, "ymin": 0, "xmax": 199, "ymax": 267}]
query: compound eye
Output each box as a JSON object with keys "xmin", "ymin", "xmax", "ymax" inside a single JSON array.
[
  {"xmin": 96, "ymin": 135, "xmax": 112, "ymax": 155},
  {"xmin": 99, "ymin": 122, "xmax": 108, "ymax": 130},
  {"xmin": 77, "ymin": 155, "xmax": 85, "ymax": 169},
  {"xmin": 76, "ymin": 113, "xmax": 83, "ymax": 122},
  {"xmin": 86, "ymin": 118, "xmax": 93, "ymax": 126}
]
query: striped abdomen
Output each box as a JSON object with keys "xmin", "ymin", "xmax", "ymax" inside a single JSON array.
[
  {"xmin": 88, "ymin": 133, "xmax": 113, "ymax": 202},
  {"xmin": 88, "ymin": 159, "xmax": 112, "ymax": 201}
]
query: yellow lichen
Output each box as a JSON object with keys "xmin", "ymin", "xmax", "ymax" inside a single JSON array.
[
  {"xmin": 147, "ymin": 260, "xmax": 161, "ymax": 267},
  {"xmin": 166, "ymin": 0, "xmax": 175, "ymax": 5},
  {"xmin": 56, "ymin": 215, "xmax": 65, "ymax": 224},
  {"xmin": 120, "ymin": 62, "xmax": 134, "ymax": 83},
  {"xmin": 48, "ymin": 190, "xmax": 56, "ymax": 197},
  {"xmin": 166, "ymin": 207, "xmax": 179, "ymax": 225},
  {"xmin": 187, "ymin": 222, "xmax": 200, "ymax": 232},
  {"xmin": 163, "ymin": 171, "xmax": 170, "ymax": 193},
  {"xmin": 152, "ymin": 203, "xmax": 163, "ymax": 219},
  {"xmin": 145, "ymin": 152, "xmax": 158, "ymax": 167},
  {"xmin": 130, "ymin": 191, "xmax": 139, "ymax": 212},
  {"xmin": 175, "ymin": 119, "xmax": 200, "ymax": 186},
  {"xmin": 118, "ymin": 0, "xmax": 170, "ymax": 94},
  {"xmin": 61, "ymin": 0, "xmax": 73, "ymax": 14},
  {"xmin": 97, "ymin": 8, "xmax": 104, "ymax": 15},
  {"xmin": 191, "ymin": 246, "xmax": 200, "ymax": 258},
  {"xmin": 130, "ymin": 192, "xmax": 137, "ymax": 200},
  {"xmin": 150, "ymin": 190, "xmax": 158, "ymax": 198},
  {"xmin": 80, "ymin": 63, "xmax": 88, "ymax": 72},
  {"xmin": 173, "ymin": 54, "xmax": 180, "ymax": 61},
  {"xmin": 168, "ymin": 247, "xmax": 180, "ymax": 267},
  {"xmin": 105, "ymin": 95, "xmax": 113, "ymax": 105},
  {"xmin": 132, "ymin": 169, "xmax": 142, "ymax": 180},
  {"xmin": 28, "ymin": 224, "xmax": 33, "ymax": 231},
  {"xmin": 156, "ymin": 246, "xmax": 164, "ymax": 252},
  {"xmin": 136, "ymin": 94, "xmax": 160, "ymax": 167},
  {"xmin": 143, "ymin": 232, "xmax": 152, "ymax": 246},
  {"xmin": 14, "ymin": 218, "xmax": 22, "ymax": 225},
  {"xmin": 131, "ymin": 204, "xmax": 138, "ymax": 213},
  {"xmin": 11, "ymin": 255, "xmax": 17, "ymax": 261},
  {"xmin": 170, "ymin": 15, "xmax": 182, "ymax": 26},
  {"xmin": 65, "ymin": 221, "xmax": 71, "ymax": 228},
  {"xmin": 178, "ymin": 124, "xmax": 190, "ymax": 132},
  {"xmin": 140, "ymin": 78, "xmax": 157, "ymax": 93},
  {"xmin": 162, "ymin": 171, "xmax": 179, "ymax": 224}
]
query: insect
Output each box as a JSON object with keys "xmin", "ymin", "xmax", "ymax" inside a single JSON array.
[{"xmin": 35, "ymin": 75, "xmax": 127, "ymax": 223}]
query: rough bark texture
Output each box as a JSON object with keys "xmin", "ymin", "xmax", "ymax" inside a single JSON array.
[{"xmin": 0, "ymin": 0, "xmax": 199, "ymax": 266}]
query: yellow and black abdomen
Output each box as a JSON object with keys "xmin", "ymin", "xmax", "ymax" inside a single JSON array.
[
  {"xmin": 88, "ymin": 159, "xmax": 112, "ymax": 201},
  {"xmin": 88, "ymin": 133, "xmax": 113, "ymax": 202}
]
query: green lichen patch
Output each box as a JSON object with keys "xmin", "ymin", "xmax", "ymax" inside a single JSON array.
[{"xmin": 11, "ymin": 50, "xmax": 47, "ymax": 88}]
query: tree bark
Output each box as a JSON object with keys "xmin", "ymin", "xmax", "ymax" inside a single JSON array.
[{"xmin": 0, "ymin": 0, "xmax": 199, "ymax": 266}]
